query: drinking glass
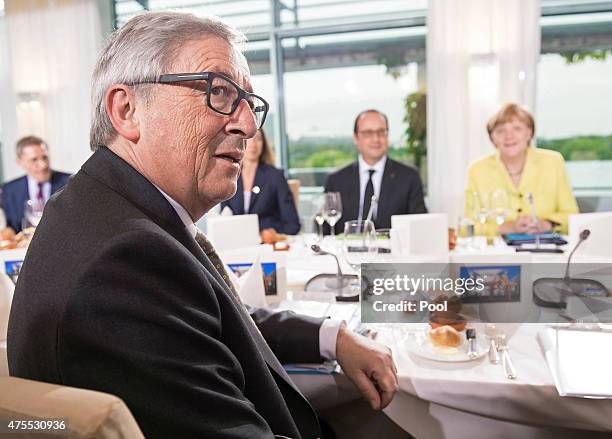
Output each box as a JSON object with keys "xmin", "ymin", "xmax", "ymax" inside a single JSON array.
[
  {"xmin": 473, "ymin": 192, "xmax": 490, "ymax": 238},
  {"xmin": 322, "ymin": 192, "xmax": 342, "ymax": 237},
  {"xmin": 313, "ymin": 194, "xmax": 326, "ymax": 242},
  {"xmin": 22, "ymin": 199, "xmax": 44, "ymax": 237},
  {"xmin": 342, "ymin": 220, "xmax": 377, "ymax": 296},
  {"xmin": 490, "ymin": 189, "xmax": 510, "ymax": 236}
]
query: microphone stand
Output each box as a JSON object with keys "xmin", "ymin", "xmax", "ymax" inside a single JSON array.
[
  {"xmin": 564, "ymin": 229, "xmax": 590, "ymax": 284},
  {"xmin": 311, "ymin": 244, "xmax": 344, "ymax": 294}
]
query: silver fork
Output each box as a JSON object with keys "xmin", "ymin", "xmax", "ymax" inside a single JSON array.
[{"xmin": 495, "ymin": 333, "xmax": 517, "ymax": 380}]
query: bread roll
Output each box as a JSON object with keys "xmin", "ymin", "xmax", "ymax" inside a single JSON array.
[{"xmin": 429, "ymin": 325, "xmax": 462, "ymax": 348}]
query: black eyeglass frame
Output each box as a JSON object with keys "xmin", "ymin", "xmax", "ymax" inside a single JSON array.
[{"xmin": 132, "ymin": 71, "xmax": 269, "ymax": 129}]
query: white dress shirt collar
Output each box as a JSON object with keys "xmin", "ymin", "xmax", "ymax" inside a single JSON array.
[
  {"xmin": 154, "ymin": 186, "xmax": 198, "ymax": 238},
  {"xmin": 357, "ymin": 154, "xmax": 387, "ymax": 175}
]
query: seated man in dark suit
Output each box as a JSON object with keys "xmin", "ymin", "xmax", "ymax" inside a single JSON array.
[
  {"xmin": 1, "ymin": 136, "xmax": 70, "ymax": 233},
  {"xmin": 324, "ymin": 109, "xmax": 427, "ymax": 234},
  {"xmin": 7, "ymin": 12, "xmax": 398, "ymax": 439}
]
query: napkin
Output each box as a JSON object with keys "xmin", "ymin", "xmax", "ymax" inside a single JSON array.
[
  {"xmin": 538, "ymin": 326, "xmax": 612, "ymax": 398},
  {"xmin": 231, "ymin": 256, "xmax": 266, "ymax": 308}
]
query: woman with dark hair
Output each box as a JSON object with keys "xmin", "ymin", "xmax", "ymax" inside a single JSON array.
[{"xmin": 221, "ymin": 129, "xmax": 300, "ymax": 234}]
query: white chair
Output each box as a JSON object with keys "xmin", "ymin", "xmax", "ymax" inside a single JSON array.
[{"xmin": 0, "ymin": 376, "xmax": 144, "ymax": 438}]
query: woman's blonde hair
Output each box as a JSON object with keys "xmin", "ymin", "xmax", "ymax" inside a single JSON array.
[{"xmin": 486, "ymin": 103, "xmax": 535, "ymax": 143}]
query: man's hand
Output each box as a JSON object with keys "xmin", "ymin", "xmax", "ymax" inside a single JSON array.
[{"xmin": 335, "ymin": 324, "xmax": 398, "ymax": 410}]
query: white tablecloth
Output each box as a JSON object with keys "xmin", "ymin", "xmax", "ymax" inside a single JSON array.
[{"xmin": 280, "ymin": 238, "xmax": 612, "ymax": 438}]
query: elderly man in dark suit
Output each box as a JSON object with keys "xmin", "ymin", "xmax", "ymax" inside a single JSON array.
[
  {"xmin": 1, "ymin": 136, "xmax": 70, "ymax": 233},
  {"xmin": 324, "ymin": 109, "xmax": 427, "ymax": 234},
  {"xmin": 8, "ymin": 12, "xmax": 398, "ymax": 439}
]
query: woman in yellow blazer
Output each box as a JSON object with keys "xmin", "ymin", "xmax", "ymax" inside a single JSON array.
[{"xmin": 466, "ymin": 103, "xmax": 578, "ymax": 234}]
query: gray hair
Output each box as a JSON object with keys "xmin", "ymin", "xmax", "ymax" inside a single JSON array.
[{"xmin": 89, "ymin": 12, "xmax": 246, "ymax": 150}]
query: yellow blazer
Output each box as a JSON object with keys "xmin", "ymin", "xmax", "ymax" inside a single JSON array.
[{"xmin": 465, "ymin": 147, "xmax": 578, "ymax": 233}]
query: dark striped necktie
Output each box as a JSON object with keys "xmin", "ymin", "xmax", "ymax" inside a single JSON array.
[{"xmin": 194, "ymin": 230, "xmax": 241, "ymax": 300}]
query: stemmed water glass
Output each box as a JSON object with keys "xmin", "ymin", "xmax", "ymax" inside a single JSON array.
[
  {"xmin": 490, "ymin": 189, "xmax": 510, "ymax": 238},
  {"xmin": 322, "ymin": 192, "xmax": 342, "ymax": 237},
  {"xmin": 341, "ymin": 220, "xmax": 377, "ymax": 296},
  {"xmin": 473, "ymin": 192, "xmax": 490, "ymax": 239},
  {"xmin": 313, "ymin": 194, "xmax": 326, "ymax": 242},
  {"xmin": 22, "ymin": 199, "xmax": 44, "ymax": 237}
]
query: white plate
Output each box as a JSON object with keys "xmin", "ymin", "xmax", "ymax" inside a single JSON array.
[{"xmin": 405, "ymin": 326, "xmax": 490, "ymax": 362}]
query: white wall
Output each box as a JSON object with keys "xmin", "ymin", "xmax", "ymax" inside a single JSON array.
[{"xmin": 0, "ymin": 0, "xmax": 112, "ymax": 182}]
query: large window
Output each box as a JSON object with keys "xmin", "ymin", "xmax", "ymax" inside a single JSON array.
[
  {"xmin": 284, "ymin": 62, "xmax": 419, "ymax": 187},
  {"xmin": 538, "ymin": 6, "xmax": 612, "ymax": 212}
]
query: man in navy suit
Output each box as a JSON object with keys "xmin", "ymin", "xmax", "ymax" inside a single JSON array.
[
  {"xmin": 324, "ymin": 109, "xmax": 427, "ymax": 234},
  {"xmin": 1, "ymin": 136, "xmax": 71, "ymax": 233}
]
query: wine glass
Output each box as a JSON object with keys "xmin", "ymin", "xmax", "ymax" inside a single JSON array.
[
  {"xmin": 313, "ymin": 194, "xmax": 326, "ymax": 242},
  {"xmin": 322, "ymin": 192, "xmax": 342, "ymax": 237},
  {"xmin": 490, "ymin": 189, "xmax": 510, "ymax": 238},
  {"xmin": 22, "ymin": 199, "xmax": 44, "ymax": 238},
  {"xmin": 342, "ymin": 220, "xmax": 377, "ymax": 296},
  {"xmin": 472, "ymin": 192, "xmax": 489, "ymax": 236}
]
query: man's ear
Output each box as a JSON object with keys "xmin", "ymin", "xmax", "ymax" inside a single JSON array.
[{"xmin": 104, "ymin": 84, "xmax": 140, "ymax": 143}]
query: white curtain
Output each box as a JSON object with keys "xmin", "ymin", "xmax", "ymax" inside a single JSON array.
[
  {"xmin": 2, "ymin": 0, "xmax": 110, "ymax": 180},
  {"xmin": 426, "ymin": 0, "xmax": 540, "ymax": 225}
]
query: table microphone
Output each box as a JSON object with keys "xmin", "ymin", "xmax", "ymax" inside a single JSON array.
[
  {"xmin": 311, "ymin": 244, "xmax": 344, "ymax": 291},
  {"xmin": 532, "ymin": 228, "xmax": 608, "ymax": 309},
  {"xmin": 564, "ymin": 229, "xmax": 590, "ymax": 283}
]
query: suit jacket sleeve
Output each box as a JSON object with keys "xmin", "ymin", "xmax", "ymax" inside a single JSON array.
[
  {"xmin": 250, "ymin": 307, "xmax": 324, "ymax": 364},
  {"xmin": 408, "ymin": 170, "xmax": 428, "ymax": 214},
  {"xmin": 60, "ymin": 230, "xmax": 275, "ymax": 438},
  {"xmin": 1, "ymin": 184, "xmax": 20, "ymax": 232}
]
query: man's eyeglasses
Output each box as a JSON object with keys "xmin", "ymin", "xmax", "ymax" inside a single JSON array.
[
  {"xmin": 357, "ymin": 128, "xmax": 388, "ymax": 139},
  {"xmin": 132, "ymin": 71, "xmax": 269, "ymax": 129}
]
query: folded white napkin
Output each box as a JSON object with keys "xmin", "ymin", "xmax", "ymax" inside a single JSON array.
[
  {"xmin": 224, "ymin": 256, "xmax": 266, "ymax": 308},
  {"xmin": 538, "ymin": 327, "xmax": 612, "ymax": 398}
]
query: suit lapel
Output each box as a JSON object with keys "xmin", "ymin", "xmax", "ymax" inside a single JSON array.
[{"xmin": 377, "ymin": 158, "xmax": 395, "ymax": 227}]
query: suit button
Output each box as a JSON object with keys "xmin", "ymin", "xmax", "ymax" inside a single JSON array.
[{"xmin": 518, "ymin": 208, "xmax": 522, "ymax": 213}]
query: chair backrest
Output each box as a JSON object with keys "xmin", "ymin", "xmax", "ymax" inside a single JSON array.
[
  {"xmin": 0, "ymin": 376, "xmax": 145, "ymax": 439},
  {"xmin": 287, "ymin": 179, "xmax": 300, "ymax": 212}
]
